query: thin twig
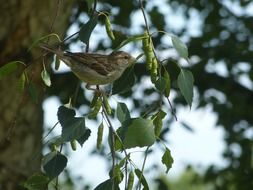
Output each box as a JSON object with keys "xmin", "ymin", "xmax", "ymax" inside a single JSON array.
[
  {"xmin": 124, "ymin": 159, "xmax": 128, "ymax": 190},
  {"xmin": 49, "ymin": 0, "xmax": 61, "ymax": 34},
  {"xmin": 62, "ymin": 31, "xmax": 79, "ymax": 43},
  {"xmin": 137, "ymin": 146, "xmax": 150, "ymax": 190},
  {"xmin": 139, "ymin": 0, "xmax": 150, "ymax": 34},
  {"xmin": 43, "ymin": 122, "xmax": 59, "ymax": 141},
  {"xmin": 166, "ymin": 97, "xmax": 177, "ymax": 121}
]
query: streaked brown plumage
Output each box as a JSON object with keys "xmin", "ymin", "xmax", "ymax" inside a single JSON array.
[{"xmin": 40, "ymin": 43, "xmax": 135, "ymax": 85}]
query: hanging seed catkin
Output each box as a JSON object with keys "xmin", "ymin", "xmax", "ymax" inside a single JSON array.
[
  {"xmin": 70, "ymin": 140, "xmax": 77, "ymax": 151},
  {"xmin": 96, "ymin": 123, "xmax": 104, "ymax": 149},
  {"xmin": 90, "ymin": 92, "xmax": 100, "ymax": 108},
  {"xmin": 105, "ymin": 16, "xmax": 115, "ymax": 40},
  {"xmin": 88, "ymin": 98, "xmax": 102, "ymax": 119},
  {"xmin": 103, "ymin": 94, "xmax": 112, "ymax": 115},
  {"xmin": 142, "ymin": 31, "xmax": 153, "ymax": 70},
  {"xmin": 151, "ymin": 57, "xmax": 158, "ymax": 83},
  {"xmin": 127, "ymin": 171, "xmax": 134, "ymax": 190}
]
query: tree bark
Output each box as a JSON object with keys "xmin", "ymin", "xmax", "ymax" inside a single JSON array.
[{"xmin": 0, "ymin": 0, "xmax": 76, "ymax": 189}]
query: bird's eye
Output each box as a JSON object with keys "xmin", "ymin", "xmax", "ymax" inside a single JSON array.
[{"xmin": 124, "ymin": 55, "xmax": 129, "ymax": 59}]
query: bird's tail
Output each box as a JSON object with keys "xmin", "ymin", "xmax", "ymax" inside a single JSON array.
[{"xmin": 39, "ymin": 43, "xmax": 64, "ymax": 58}]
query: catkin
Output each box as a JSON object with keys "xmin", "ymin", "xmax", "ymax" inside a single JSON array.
[
  {"xmin": 88, "ymin": 98, "xmax": 102, "ymax": 119},
  {"xmin": 90, "ymin": 92, "xmax": 100, "ymax": 108},
  {"xmin": 103, "ymin": 94, "xmax": 112, "ymax": 115},
  {"xmin": 142, "ymin": 31, "xmax": 153, "ymax": 71},
  {"xmin": 70, "ymin": 140, "xmax": 77, "ymax": 151},
  {"xmin": 96, "ymin": 123, "xmax": 104, "ymax": 149},
  {"xmin": 105, "ymin": 16, "xmax": 115, "ymax": 40},
  {"xmin": 127, "ymin": 171, "xmax": 134, "ymax": 190},
  {"xmin": 151, "ymin": 57, "xmax": 158, "ymax": 83}
]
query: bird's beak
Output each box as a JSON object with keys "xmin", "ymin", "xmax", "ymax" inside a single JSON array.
[
  {"xmin": 129, "ymin": 56, "xmax": 136, "ymax": 65},
  {"xmin": 129, "ymin": 53, "xmax": 143, "ymax": 66}
]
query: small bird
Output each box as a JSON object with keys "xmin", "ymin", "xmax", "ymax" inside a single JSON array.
[{"xmin": 40, "ymin": 43, "xmax": 135, "ymax": 85}]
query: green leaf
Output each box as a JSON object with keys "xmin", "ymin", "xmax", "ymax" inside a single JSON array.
[
  {"xmin": 116, "ymin": 118, "xmax": 156, "ymax": 150},
  {"xmin": 57, "ymin": 106, "xmax": 90, "ymax": 145},
  {"xmin": 61, "ymin": 117, "xmax": 86, "ymax": 142},
  {"xmin": 114, "ymin": 34, "xmax": 145, "ymax": 51},
  {"xmin": 112, "ymin": 65, "xmax": 136, "ymax": 94},
  {"xmin": 109, "ymin": 164, "xmax": 123, "ymax": 184},
  {"xmin": 154, "ymin": 77, "xmax": 167, "ymax": 93},
  {"xmin": 22, "ymin": 173, "xmax": 49, "ymax": 190},
  {"xmin": 94, "ymin": 179, "xmax": 120, "ymax": 190},
  {"xmin": 134, "ymin": 169, "xmax": 149, "ymax": 190},
  {"xmin": 79, "ymin": 14, "xmax": 98, "ymax": 45},
  {"xmin": 58, "ymin": 105, "xmax": 75, "ymax": 123},
  {"xmin": 162, "ymin": 148, "xmax": 174, "ymax": 173},
  {"xmin": 163, "ymin": 69, "xmax": 171, "ymax": 97},
  {"xmin": 116, "ymin": 102, "xmax": 131, "ymax": 123},
  {"xmin": 76, "ymin": 128, "xmax": 91, "ymax": 146},
  {"xmin": 0, "ymin": 61, "xmax": 25, "ymax": 80},
  {"xmin": 153, "ymin": 110, "xmax": 167, "ymax": 137},
  {"xmin": 171, "ymin": 35, "xmax": 188, "ymax": 60},
  {"xmin": 86, "ymin": 0, "xmax": 94, "ymax": 10},
  {"xmin": 42, "ymin": 151, "xmax": 67, "ymax": 179},
  {"xmin": 177, "ymin": 69, "xmax": 194, "ymax": 108},
  {"xmin": 41, "ymin": 69, "xmax": 51, "ymax": 87},
  {"xmin": 17, "ymin": 72, "xmax": 26, "ymax": 92}
]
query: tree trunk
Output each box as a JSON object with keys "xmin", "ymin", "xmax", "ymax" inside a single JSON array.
[{"xmin": 0, "ymin": 0, "xmax": 76, "ymax": 189}]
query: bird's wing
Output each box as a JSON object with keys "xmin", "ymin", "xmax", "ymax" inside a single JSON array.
[{"xmin": 64, "ymin": 52, "xmax": 114, "ymax": 76}]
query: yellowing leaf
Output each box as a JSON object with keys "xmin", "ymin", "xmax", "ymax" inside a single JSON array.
[
  {"xmin": 17, "ymin": 72, "xmax": 26, "ymax": 92},
  {"xmin": 41, "ymin": 69, "xmax": 51, "ymax": 87}
]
